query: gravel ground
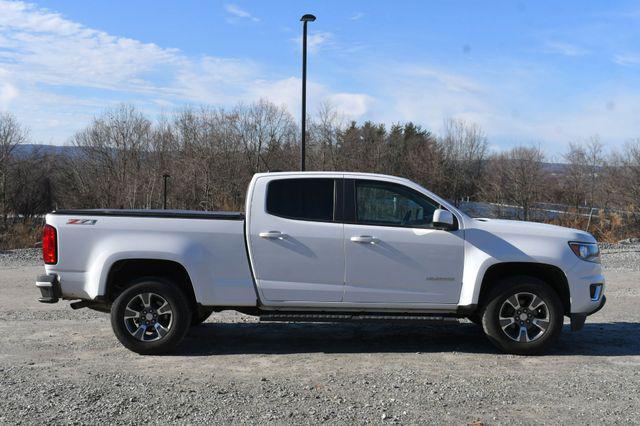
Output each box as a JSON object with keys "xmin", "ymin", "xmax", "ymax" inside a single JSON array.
[
  {"xmin": 600, "ymin": 244, "xmax": 640, "ymax": 271},
  {"xmin": 0, "ymin": 248, "xmax": 40, "ymax": 267},
  {"xmin": 0, "ymin": 248, "xmax": 639, "ymax": 425}
]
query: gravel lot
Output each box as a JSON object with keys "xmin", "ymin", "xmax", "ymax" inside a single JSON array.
[{"xmin": 1, "ymin": 247, "xmax": 639, "ymax": 425}]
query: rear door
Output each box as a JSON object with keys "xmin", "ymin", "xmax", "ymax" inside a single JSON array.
[
  {"xmin": 247, "ymin": 175, "xmax": 345, "ymax": 303},
  {"xmin": 343, "ymin": 178, "xmax": 464, "ymax": 304}
]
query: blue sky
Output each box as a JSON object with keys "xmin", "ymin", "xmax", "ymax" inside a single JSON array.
[{"xmin": 0, "ymin": 1, "xmax": 639, "ymax": 155}]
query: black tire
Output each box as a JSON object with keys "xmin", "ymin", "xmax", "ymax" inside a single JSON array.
[
  {"xmin": 481, "ymin": 276, "xmax": 564, "ymax": 355},
  {"xmin": 110, "ymin": 278, "xmax": 192, "ymax": 354},
  {"xmin": 191, "ymin": 307, "xmax": 215, "ymax": 326}
]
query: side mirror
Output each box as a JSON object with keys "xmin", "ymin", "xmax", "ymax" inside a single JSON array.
[{"xmin": 433, "ymin": 208, "xmax": 454, "ymax": 230}]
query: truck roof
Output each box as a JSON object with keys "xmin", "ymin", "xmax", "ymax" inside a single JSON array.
[{"xmin": 254, "ymin": 171, "xmax": 413, "ymax": 183}]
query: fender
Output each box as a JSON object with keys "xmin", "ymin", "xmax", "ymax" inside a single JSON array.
[{"xmin": 458, "ymin": 222, "xmax": 580, "ymax": 307}]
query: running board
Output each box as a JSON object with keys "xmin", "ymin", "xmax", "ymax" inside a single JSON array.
[{"xmin": 259, "ymin": 313, "xmax": 460, "ymax": 323}]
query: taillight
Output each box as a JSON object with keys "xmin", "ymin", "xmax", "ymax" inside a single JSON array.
[{"xmin": 42, "ymin": 224, "xmax": 57, "ymax": 264}]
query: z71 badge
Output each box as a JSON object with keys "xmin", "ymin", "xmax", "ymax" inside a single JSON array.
[{"xmin": 67, "ymin": 219, "xmax": 97, "ymax": 225}]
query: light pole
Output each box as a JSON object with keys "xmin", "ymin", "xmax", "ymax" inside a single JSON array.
[
  {"xmin": 162, "ymin": 174, "xmax": 170, "ymax": 210},
  {"xmin": 300, "ymin": 13, "xmax": 316, "ymax": 171}
]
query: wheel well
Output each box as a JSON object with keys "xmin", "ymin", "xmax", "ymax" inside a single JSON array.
[
  {"xmin": 478, "ymin": 262, "xmax": 570, "ymax": 315},
  {"xmin": 105, "ymin": 259, "xmax": 197, "ymax": 308}
]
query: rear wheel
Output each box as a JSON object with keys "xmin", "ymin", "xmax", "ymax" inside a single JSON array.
[
  {"xmin": 110, "ymin": 278, "xmax": 192, "ymax": 354},
  {"xmin": 481, "ymin": 276, "xmax": 564, "ymax": 355}
]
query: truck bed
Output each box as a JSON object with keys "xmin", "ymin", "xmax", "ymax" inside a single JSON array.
[{"xmin": 45, "ymin": 209, "xmax": 257, "ymax": 306}]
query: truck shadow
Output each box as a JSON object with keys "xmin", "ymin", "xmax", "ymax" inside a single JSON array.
[{"xmin": 176, "ymin": 321, "xmax": 640, "ymax": 357}]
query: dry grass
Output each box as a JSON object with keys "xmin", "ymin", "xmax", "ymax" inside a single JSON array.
[
  {"xmin": 548, "ymin": 210, "xmax": 639, "ymax": 243},
  {"xmin": 0, "ymin": 221, "xmax": 43, "ymax": 250}
]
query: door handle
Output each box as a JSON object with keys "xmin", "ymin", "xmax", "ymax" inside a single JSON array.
[
  {"xmin": 350, "ymin": 235, "xmax": 378, "ymax": 244},
  {"xmin": 259, "ymin": 231, "xmax": 286, "ymax": 239}
]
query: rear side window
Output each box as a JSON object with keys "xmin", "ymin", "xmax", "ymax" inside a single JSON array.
[{"xmin": 266, "ymin": 178, "xmax": 335, "ymax": 221}]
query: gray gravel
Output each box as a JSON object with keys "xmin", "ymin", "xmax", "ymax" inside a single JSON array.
[
  {"xmin": 0, "ymin": 248, "xmax": 40, "ymax": 268},
  {"xmin": 601, "ymin": 244, "xmax": 640, "ymax": 271},
  {"xmin": 1, "ymin": 250, "xmax": 639, "ymax": 425}
]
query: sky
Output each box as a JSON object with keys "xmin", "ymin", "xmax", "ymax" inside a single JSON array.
[{"xmin": 0, "ymin": 0, "xmax": 639, "ymax": 155}]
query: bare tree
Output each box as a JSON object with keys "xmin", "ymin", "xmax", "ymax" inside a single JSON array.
[
  {"xmin": 563, "ymin": 142, "xmax": 588, "ymax": 210},
  {"xmin": 308, "ymin": 102, "xmax": 344, "ymax": 171},
  {"xmin": 439, "ymin": 118, "xmax": 488, "ymax": 205},
  {"xmin": 609, "ymin": 139, "xmax": 640, "ymax": 222},
  {"xmin": 483, "ymin": 146, "xmax": 546, "ymax": 220},
  {"xmin": 505, "ymin": 146, "xmax": 546, "ymax": 221},
  {"xmin": 0, "ymin": 112, "xmax": 28, "ymax": 226},
  {"xmin": 233, "ymin": 99, "xmax": 298, "ymax": 174},
  {"xmin": 584, "ymin": 137, "xmax": 604, "ymax": 211},
  {"xmin": 71, "ymin": 104, "xmax": 152, "ymax": 209},
  {"xmin": 7, "ymin": 147, "xmax": 54, "ymax": 218}
]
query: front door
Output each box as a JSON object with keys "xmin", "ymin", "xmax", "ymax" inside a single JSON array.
[
  {"xmin": 344, "ymin": 179, "xmax": 464, "ymax": 304},
  {"xmin": 248, "ymin": 176, "xmax": 345, "ymax": 303}
]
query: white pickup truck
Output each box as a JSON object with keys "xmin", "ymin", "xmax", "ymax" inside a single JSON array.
[{"xmin": 36, "ymin": 172, "xmax": 605, "ymax": 355}]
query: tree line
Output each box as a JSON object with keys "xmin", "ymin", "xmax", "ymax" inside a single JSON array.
[{"xmin": 1, "ymin": 100, "xmax": 639, "ymax": 247}]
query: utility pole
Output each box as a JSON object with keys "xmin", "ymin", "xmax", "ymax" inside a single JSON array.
[
  {"xmin": 163, "ymin": 174, "xmax": 170, "ymax": 210},
  {"xmin": 300, "ymin": 14, "xmax": 316, "ymax": 171}
]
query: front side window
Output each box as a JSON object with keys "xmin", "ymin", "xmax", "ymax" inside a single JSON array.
[
  {"xmin": 266, "ymin": 178, "xmax": 335, "ymax": 221},
  {"xmin": 355, "ymin": 180, "xmax": 437, "ymax": 227}
]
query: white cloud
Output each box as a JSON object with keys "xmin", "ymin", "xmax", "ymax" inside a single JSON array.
[
  {"xmin": 326, "ymin": 93, "xmax": 374, "ymax": 120},
  {"xmin": 0, "ymin": 68, "xmax": 19, "ymax": 107},
  {"xmin": 0, "ymin": 1, "xmax": 370, "ymax": 143},
  {"xmin": 362, "ymin": 59, "xmax": 640, "ymax": 154},
  {"xmin": 358, "ymin": 63, "xmax": 489, "ymax": 128},
  {"xmin": 249, "ymin": 77, "xmax": 372, "ymax": 121},
  {"xmin": 523, "ymin": 91, "xmax": 640, "ymax": 144},
  {"xmin": 349, "ymin": 13, "xmax": 364, "ymax": 21},
  {"xmin": 251, "ymin": 77, "xmax": 305, "ymax": 112},
  {"xmin": 542, "ymin": 41, "xmax": 588, "ymax": 57},
  {"xmin": 308, "ymin": 32, "xmax": 332, "ymax": 52},
  {"xmin": 399, "ymin": 65, "xmax": 483, "ymax": 94},
  {"xmin": 363, "ymin": 64, "xmax": 491, "ymax": 138},
  {"xmin": 0, "ymin": 1, "xmax": 179, "ymax": 92},
  {"xmin": 0, "ymin": 81, "xmax": 19, "ymax": 108},
  {"xmin": 613, "ymin": 53, "xmax": 640, "ymax": 66},
  {"xmin": 292, "ymin": 31, "xmax": 334, "ymax": 54},
  {"xmin": 224, "ymin": 4, "xmax": 260, "ymax": 23}
]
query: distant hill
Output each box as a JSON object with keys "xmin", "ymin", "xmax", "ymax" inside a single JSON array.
[
  {"xmin": 542, "ymin": 162, "xmax": 570, "ymax": 174},
  {"xmin": 12, "ymin": 144, "xmax": 83, "ymax": 158}
]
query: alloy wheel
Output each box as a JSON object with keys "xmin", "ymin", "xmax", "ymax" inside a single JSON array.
[
  {"xmin": 123, "ymin": 292, "xmax": 173, "ymax": 342},
  {"xmin": 498, "ymin": 292, "xmax": 550, "ymax": 343}
]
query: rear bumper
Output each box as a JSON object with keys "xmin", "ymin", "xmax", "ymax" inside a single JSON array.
[
  {"xmin": 570, "ymin": 295, "xmax": 606, "ymax": 331},
  {"xmin": 36, "ymin": 274, "xmax": 61, "ymax": 303}
]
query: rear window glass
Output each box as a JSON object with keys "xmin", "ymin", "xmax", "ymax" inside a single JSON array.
[{"xmin": 266, "ymin": 178, "xmax": 335, "ymax": 221}]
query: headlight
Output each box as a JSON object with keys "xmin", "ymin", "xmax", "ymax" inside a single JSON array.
[{"xmin": 568, "ymin": 242, "xmax": 600, "ymax": 263}]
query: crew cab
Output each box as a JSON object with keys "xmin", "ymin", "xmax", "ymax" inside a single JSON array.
[{"xmin": 36, "ymin": 172, "xmax": 606, "ymax": 354}]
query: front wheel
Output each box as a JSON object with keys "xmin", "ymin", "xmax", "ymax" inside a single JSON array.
[
  {"xmin": 481, "ymin": 276, "xmax": 564, "ymax": 355},
  {"xmin": 110, "ymin": 278, "xmax": 192, "ymax": 354}
]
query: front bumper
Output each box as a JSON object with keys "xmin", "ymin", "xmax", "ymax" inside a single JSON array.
[
  {"xmin": 36, "ymin": 274, "xmax": 61, "ymax": 303},
  {"xmin": 565, "ymin": 253, "xmax": 606, "ymax": 313},
  {"xmin": 570, "ymin": 294, "xmax": 606, "ymax": 331}
]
